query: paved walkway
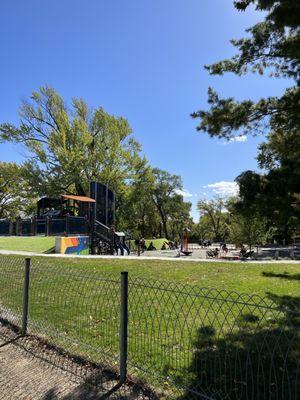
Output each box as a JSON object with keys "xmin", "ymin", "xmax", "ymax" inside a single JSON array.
[
  {"xmin": 0, "ymin": 324, "xmax": 151, "ymax": 400},
  {"xmin": 0, "ymin": 249, "xmax": 299, "ymax": 264}
]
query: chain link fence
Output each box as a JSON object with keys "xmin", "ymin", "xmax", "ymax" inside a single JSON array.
[{"xmin": 0, "ymin": 255, "xmax": 299, "ymax": 399}]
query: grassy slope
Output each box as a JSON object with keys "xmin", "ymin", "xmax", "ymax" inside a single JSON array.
[
  {"xmin": 0, "ymin": 237, "xmax": 169, "ymax": 253},
  {"xmin": 0, "ymin": 237, "xmax": 55, "ymax": 253}
]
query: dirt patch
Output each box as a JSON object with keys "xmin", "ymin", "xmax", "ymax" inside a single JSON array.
[{"xmin": 0, "ymin": 323, "xmax": 156, "ymax": 399}]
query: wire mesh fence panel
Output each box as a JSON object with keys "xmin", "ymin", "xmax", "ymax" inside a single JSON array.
[
  {"xmin": 36, "ymin": 219, "xmax": 46, "ymax": 235},
  {"xmin": 20, "ymin": 219, "xmax": 33, "ymax": 236},
  {"xmin": 68, "ymin": 216, "xmax": 88, "ymax": 235},
  {"xmin": 0, "ymin": 256, "xmax": 24, "ymax": 327},
  {"xmin": 0, "ymin": 255, "xmax": 298, "ymax": 400},
  {"xmin": 27, "ymin": 260, "xmax": 121, "ymax": 368},
  {"xmin": 49, "ymin": 218, "xmax": 67, "ymax": 235},
  {"xmin": 0, "ymin": 220, "xmax": 10, "ymax": 235},
  {"xmin": 128, "ymin": 278, "xmax": 300, "ymax": 400}
]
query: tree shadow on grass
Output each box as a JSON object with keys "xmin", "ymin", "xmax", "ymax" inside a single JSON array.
[
  {"xmin": 178, "ymin": 294, "xmax": 300, "ymax": 400},
  {"xmin": 262, "ymin": 271, "xmax": 300, "ymax": 281}
]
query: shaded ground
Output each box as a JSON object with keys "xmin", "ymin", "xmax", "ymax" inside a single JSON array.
[{"xmin": 0, "ymin": 323, "xmax": 153, "ymax": 400}]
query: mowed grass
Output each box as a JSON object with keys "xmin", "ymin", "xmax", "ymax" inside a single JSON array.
[
  {"xmin": 0, "ymin": 236, "xmax": 55, "ymax": 253},
  {"xmin": 0, "ymin": 236, "xmax": 169, "ymax": 253},
  {"xmin": 29, "ymin": 255, "xmax": 300, "ymax": 296},
  {"xmin": 0, "ymin": 255, "xmax": 299, "ymax": 397}
]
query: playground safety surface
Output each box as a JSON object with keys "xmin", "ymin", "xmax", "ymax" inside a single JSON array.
[{"xmin": 0, "ymin": 249, "xmax": 299, "ymax": 263}]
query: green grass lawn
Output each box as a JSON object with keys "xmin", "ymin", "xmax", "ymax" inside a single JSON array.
[
  {"xmin": 27, "ymin": 255, "xmax": 300, "ymax": 296},
  {"xmin": 0, "ymin": 236, "xmax": 55, "ymax": 253},
  {"xmin": 0, "ymin": 236, "xmax": 167, "ymax": 253},
  {"xmin": 0, "ymin": 254, "xmax": 299, "ymax": 397}
]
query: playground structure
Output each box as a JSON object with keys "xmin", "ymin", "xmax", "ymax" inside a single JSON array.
[{"xmin": 0, "ymin": 182, "xmax": 129, "ymax": 256}]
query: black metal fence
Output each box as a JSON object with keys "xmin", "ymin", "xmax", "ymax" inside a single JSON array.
[
  {"xmin": 0, "ymin": 216, "xmax": 89, "ymax": 236},
  {"xmin": 0, "ymin": 256, "xmax": 298, "ymax": 399}
]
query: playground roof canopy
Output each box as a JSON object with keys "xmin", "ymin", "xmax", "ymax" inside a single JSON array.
[{"xmin": 62, "ymin": 194, "xmax": 96, "ymax": 203}]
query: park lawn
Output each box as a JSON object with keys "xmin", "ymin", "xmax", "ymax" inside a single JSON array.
[
  {"xmin": 0, "ymin": 236, "xmax": 169, "ymax": 253},
  {"xmin": 0, "ymin": 236, "xmax": 55, "ymax": 253},
  {"xmin": 0, "ymin": 254, "xmax": 299, "ymax": 396},
  {"xmin": 27, "ymin": 255, "xmax": 300, "ymax": 297}
]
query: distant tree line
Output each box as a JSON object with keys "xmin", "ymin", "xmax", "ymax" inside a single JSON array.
[{"xmin": 193, "ymin": 197, "xmax": 273, "ymax": 250}]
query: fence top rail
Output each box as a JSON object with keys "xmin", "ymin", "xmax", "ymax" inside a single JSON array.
[
  {"xmin": 128, "ymin": 277, "xmax": 300, "ymax": 315},
  {"xmin": 0, "ymin": 216, "xmax": 88, "ymax": 223}
]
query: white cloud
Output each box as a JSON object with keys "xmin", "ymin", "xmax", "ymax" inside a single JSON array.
[
  {"xmin": 204, "ymin": 181, "xmax": 238, "ymax": 198},
  {"xmin": 231, "ymin": 135, "xmax": 247, "ymax": 142},
  {"xmin": 222, "ymin": 135, "xmax": 248, "ymax": 145},
  {"xmin": 175, "ymin": 188, "xmax": 194, "ymax": 198}
]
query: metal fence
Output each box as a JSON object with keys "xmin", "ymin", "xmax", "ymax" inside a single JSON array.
[
  {"xmin": 0, "ymin": 216, "xmax": 89, "ymax": 236},
  {"xmin": 0, "ymin": 256, "xmax": 298, "ymax": 399}
]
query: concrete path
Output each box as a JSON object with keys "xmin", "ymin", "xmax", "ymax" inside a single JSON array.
[{"xmin": 0, "ymin": 249, "xmax": 299, "ymax": 264}]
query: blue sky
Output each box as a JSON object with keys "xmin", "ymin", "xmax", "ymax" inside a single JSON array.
[{"xmin": 0, "ymin": 0, "xmax": 290, "ymax": 220}]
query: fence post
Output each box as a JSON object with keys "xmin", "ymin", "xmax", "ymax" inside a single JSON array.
[
  {"xmin": 66, "ymin": 214, "xmax": 69, "ymax": 236},
  {"xmin": 22, "ymin": 258, "xmax": 31, "ymax": 335},
  {"xmin": 120, "ymin": 271, "xmax": 128, "ymax": 384},
  {"xmin": 45, "ymin": 217, "xmax": 49, "ymax": 236},
  {"xmin": 9, "ymin": 221, "xmax": 13, "ymax": 235},
  {"xmin": 31, "ymin": 217, "xmax": 36, "ymax": 236}
]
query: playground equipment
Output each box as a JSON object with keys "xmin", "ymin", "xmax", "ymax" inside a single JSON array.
[
  {"xmin": 181, "ymin": 228, "xmax": 193, "ymax": 256},
  {"xmin": 0, "ymin": 182, "xmax": 130, "ymax": 256}
]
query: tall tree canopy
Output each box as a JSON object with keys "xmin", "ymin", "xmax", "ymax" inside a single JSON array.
[
  {"xmin": 192, "ymin": 0, "xmax": 300, "ymax": 242},
  {"xmin": 197, "ymin": 198, "xmax": 229, "ymax": 241},
  {"xmin": 235, "ymin": 170, "xmax": 300, "ymax": 241},
  {"xmin": 0, "ymin": 162, "xmax": 34, "ymax": 218},
  {"xmin": 0, "ymin": 86, "xmax": 141, "ymax": 197},
  {"xmin": 117, "ymin": 161, "xmax": 159, "ymax": 238},
  {"xmin": 152, "ymin": 168, "xmax": 191, "ymax": 239},
  {"xmin": 0, "ymin": 87, "xmax": 193, "ymax": 238},
  {"xmin": 192, "ymin": 0, "xmax": 299, "ymax": 141}
]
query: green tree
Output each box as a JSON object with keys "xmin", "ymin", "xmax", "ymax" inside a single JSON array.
[
  {"xmin": 235, "ymin": 170, "xmax": 300, "ymax": 242},
  {"xmin": 118, "ymin": 161, "xmax": 159, "ymax": 238},
  {"xmin": 167, "ymin": 196, "xmax": 192, "ymax": 241},
  {"xmin": 195, "ymin": 214, "xmax": 217, "ymax": 241},
  {"xmin": 0, "ymin": 162, "xmax": 35, "ymax": 218},
  {"xmin": 0, "ymin": 86, "xmax": 142, "ymax": 197},
  {"xmin": 192, "ymin": 0, "xmax": 300, "ymax": 142},
  {"xmin": 192, "ymin": 0, "xmax": 300, "ymax": 243},
  {"xmin": 229, "ymin": 213, "xmax": 270, "ymax": 251},
  {"xmin": 197, "ymin": 198, "xmax": 229, "ymax": 241},
  {"xmin": 152, "ymin": 168, "xmax": 191, "ymax": 239}
]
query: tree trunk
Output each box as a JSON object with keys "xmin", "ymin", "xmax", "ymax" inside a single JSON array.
[
  {"xmin": 162, "ymin": 217, "xmax": 168, "ymax": 239},
  {"xmin": 155, "ymin": 202, "xmax": 168, "ymax": 239}
]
